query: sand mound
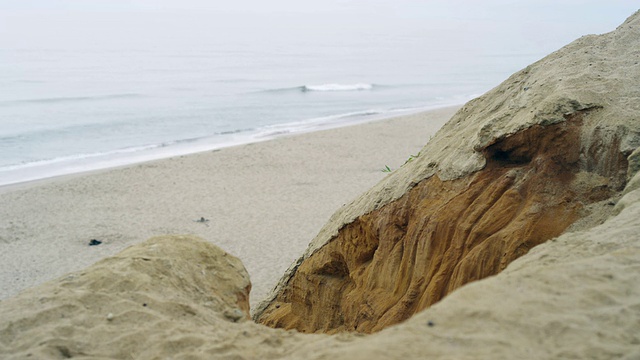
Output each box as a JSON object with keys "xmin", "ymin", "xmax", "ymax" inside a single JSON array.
[{"xmin": 0, "ymin": 236, "xmax": 258, "ymax": 358}]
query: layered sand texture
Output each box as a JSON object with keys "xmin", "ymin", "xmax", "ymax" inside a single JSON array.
[{"xmin": 255, "ymin": 11, "xmax": 640, "ymax": 333}]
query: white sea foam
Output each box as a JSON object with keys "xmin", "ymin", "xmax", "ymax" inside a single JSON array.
[
  {"xmin": 0, "ymin": 144, "xmax": 161, "ymax": 173},
  {"xmin": 302, "ymin": 83, "xmax": 374, "ymax": 92},
  {"xmin": 0, "ymin": 103, "xmax": 462, "ymax": 187}
]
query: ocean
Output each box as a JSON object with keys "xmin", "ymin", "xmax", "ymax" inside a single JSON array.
[{"xmin": 0, "ymin": 37, "xmax": 544, "ymax": 186}]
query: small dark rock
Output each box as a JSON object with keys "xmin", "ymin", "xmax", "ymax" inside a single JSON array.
[
  {"xmin": 427, "ymin": 320, "xmax": 435, "ymax": 327},
  {"xmin": 88, "ymin": 239, "xmax": 102, "ymax": 246},
  {"xmin": 143, "ymin": 303, "xmax": 148, "ymax": 307}
]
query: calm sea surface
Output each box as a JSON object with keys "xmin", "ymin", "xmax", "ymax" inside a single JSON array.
[{"xmin": 0, "ymin": 33, "xmax": 545, "ymax": 186}]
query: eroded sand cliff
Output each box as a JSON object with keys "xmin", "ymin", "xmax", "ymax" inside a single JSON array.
[{"xmin": 254, "ymin": 11, "xmax": 640, "ymax": 334}]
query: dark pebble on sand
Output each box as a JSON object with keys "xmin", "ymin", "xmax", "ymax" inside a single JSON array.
[
  {"xmin": 427, "ymin": 321, "xmax": 435, "ymax": 327},
  {"xmin": 89, "ymin": 239, "xmax": 102, "ymax": 246}
]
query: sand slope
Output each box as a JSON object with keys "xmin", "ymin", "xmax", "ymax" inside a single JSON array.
[
  {"xmin": 289, "ymin": 173, "xmax": 640, "ymax": 359},
  {"xmin": 1, "ymin": 173, "xmax": 639, "ymax": 359},
  {"xmin": 0, "ymin": 235, "xmax": 324, "ymax": 359}
]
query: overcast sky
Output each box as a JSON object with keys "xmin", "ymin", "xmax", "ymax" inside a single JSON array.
[{"xmin": 0, "ymin": 1, "xmax": 638, "ymax": 52}]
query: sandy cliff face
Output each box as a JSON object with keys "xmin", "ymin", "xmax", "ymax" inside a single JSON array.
[{"xmin": 254, "ymin": 12, "xmax": 640, "ymax": 333}]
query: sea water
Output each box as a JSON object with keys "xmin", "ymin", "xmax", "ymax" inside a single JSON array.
[{"xmin": 0, "ymin": 35, "xmax": 544, "ymax": 186}]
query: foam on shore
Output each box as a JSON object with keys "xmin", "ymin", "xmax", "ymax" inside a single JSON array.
[{"xmin": 0, "ymin": 104, "xmax": 463, "ymax": 188}]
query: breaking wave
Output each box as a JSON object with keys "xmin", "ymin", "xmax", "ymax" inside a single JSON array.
[
  {"xmin": 0, "ymin": 93, "xmax": 142, "ymax": 106},
  {"xmin": 259, "ymin": 83, "xmax": 378, "ymax": 94},
  {"xmin": 301, "ymin": 83, "xmax": 374, "ymax": 92}
]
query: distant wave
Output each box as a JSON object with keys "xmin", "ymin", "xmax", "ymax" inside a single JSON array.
[
  {"xmin": 0, "ymin": 127, "xmax": 258, "ymax": 173},
  {"xmin": 255, "ymin": 104, "xmax": 466, "ymax": 139},
  {"xmin": 301, "ymin": 83, "xmax": 374, "ymax": 92},
  {"xmin": 0, "ymin": 93, "xmax": 142, "ymax": 106},
  {"xmin": 217, "ymin": 128, "xmax": 255, "ymax": 136},
  {"xmin": 254, "ymin": 108, "xmax": 392, "ymax": 138},
  {"xmin": 0, "ymin": 144, "xmax": 160, "ymax": 172},
  {"xmin": 259, "ymin": 83, "xmax": 377, "ymax": 94},
  {"xmin": 266, "ymin": 108, "xmax": 384, "ymax": 126}
]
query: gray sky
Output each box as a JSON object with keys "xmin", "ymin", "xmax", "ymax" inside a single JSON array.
[{"xmin": 0, "ymin": 1, "xmax": 638, "ymax": 52}]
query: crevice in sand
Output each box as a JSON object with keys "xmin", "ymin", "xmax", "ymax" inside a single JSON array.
[{"xmin": 255, "ymin": 110, "xmax": 629, "ymax": 334}]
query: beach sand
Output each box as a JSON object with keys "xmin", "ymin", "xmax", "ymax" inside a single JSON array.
[
  {"xmin": 3, "ymin": 12, "xmax": 640, "ymax": 359},
  {"xmin": 0, "ymin": 106, "xmax": 458, "ymax": 307}
]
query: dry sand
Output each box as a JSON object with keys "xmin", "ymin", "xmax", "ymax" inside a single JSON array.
[
  {"xmin": 1, "ymin": 161, "xmax": 638, "ymax": 360},
  {"xmin": 0, "ymin": 106, "xmax": 457, "ymax": 307}
]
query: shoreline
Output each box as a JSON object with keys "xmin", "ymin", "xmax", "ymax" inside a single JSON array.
[
  {"xmin": 0, "ymin": 106, "xmax": 459, "ymax": 307},
  {"xmin": 0, "ymin": 103, "xmax": 465, "ymax": 191}
]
